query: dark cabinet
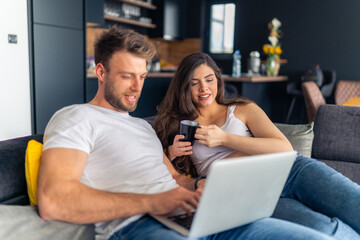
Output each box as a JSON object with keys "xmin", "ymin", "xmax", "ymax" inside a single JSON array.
[
  {"xmin": 150, "ymin": 0, "xmax": 185, "ymax": 39},
  {"xmin": 33, "ymin": 0, "xmax": 83, "ymax": 29},
  {"xmin": 86, "ymin": 0, "xmax": 105, "ymax": 24},
  {"xmin": 103, "ymin": 0, "xmax": 157, "ymax": 30},
  {"xmin": 31, "ymin": 0, "xmax": 85, "ymax": 133}
]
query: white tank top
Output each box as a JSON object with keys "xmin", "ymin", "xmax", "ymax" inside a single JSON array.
[{"xmin": 191, "ymin": 105, "xmax": 253, "ymax": 176}]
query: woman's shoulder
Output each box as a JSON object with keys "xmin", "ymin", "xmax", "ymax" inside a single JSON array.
[
  {"xmin": 233, "ymin": 102, "xmax": 259, "ymax": 112},
  {"xmin": 232, "ymin": 102, "xmax": 262, "ymax": 122}
]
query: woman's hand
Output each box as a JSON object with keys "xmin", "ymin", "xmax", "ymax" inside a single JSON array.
[
  {"xmin": 195, "ymin": 125, "xmax": 227, "ymax": 147},
  {"xmin": 168, "ymin": 135, "xmax": 193, "ymax": 161}
]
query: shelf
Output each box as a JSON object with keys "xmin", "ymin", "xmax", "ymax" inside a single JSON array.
[
  {"xmin": 87, "ymin": 72, "xmax": 288, "ymax": 84},
  {"xmin": 223, "ymin": 74, "xmax": 288, "ymax": 83},
  {"xmin": 104, "ymin": 15, "xmax": 156, "ymax": 28},
  {"xmin": 87, "ymin": 72, "xmax": 175, "ymax": 79},
  {"xmin": 147, "ymin": 72, "xmax": 175, "ymax": 78},
  {"xmin": 118, "ymin": 0, "xmax": 156, "ymax": 10}
]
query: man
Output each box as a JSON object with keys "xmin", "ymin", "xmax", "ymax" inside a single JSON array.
[{"xmin": 38, "ymin": 27, "xmax": 334, "ymax": 240}]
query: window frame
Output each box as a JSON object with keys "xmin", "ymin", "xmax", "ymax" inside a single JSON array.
[{"xmin": 203, "ymin": 0, "xmax": 237, "ymax": 61}]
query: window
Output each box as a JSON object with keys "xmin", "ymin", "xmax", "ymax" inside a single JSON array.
[{"xmin": 209, "ymin": 3, "xmax": 235, "ymax": 54}]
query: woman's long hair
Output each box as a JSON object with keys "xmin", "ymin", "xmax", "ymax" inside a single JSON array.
[{"xmin": 153, "ymin": 52, "xmax": 252, "ymax": 176}]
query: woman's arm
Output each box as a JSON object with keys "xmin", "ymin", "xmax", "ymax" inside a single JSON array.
[
  {"xmin": 195, "ymin": 103, "xmax": 293, "ymax": 156},
  {"xmin": 226, "ymin": 103, "xmax": 293, "ymax": 155},
  {"xmin": 162, "ymin": 153, "xmax": 205, "ymax": 191}
]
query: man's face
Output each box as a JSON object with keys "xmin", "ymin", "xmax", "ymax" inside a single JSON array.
[{"xmin": 103, "ymin": 51, "xmax": 147, "ymax": 113}]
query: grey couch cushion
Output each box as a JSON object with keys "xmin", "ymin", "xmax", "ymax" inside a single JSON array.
[
  {"xmin": 275, "ymin": 123, "xmax": 314, "ymax": 158},
  {"xmin": 0, "ymin": 135, "xmax": 43, "ymax": 205},
  {"xmin": 0, "ymin": 205, "xmax": 94, "ymax": 240},
  {"xmin": 312, "ymin": 105, "xmax": 360, "ymax": 164}
]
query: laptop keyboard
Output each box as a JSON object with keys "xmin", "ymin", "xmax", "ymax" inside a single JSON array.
[{"xmin": 168, "ymin": 212, "xmax": 195, "ymax": 230}]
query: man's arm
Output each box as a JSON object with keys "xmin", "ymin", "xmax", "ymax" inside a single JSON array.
[
  {"xmin": 38, "ymin": 148, "xmax": 200, "ymax": 224},
  {"xmin": 162, "ymin": 153, "xmax": 205, "ymax": 191}
]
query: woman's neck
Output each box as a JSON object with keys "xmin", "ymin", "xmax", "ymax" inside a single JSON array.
[{"xmin": 197, "ymin": 102, "xmax": 228, "ymax": 125}]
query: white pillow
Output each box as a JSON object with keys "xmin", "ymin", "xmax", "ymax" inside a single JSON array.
[{"xmin": 275, "ymin": 122, "xmax": 314, "ymax": 158}]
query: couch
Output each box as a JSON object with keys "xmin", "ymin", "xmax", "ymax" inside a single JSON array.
[{"xmin": 0, "ymin": 104, "xmax": 359, "ymax": 239}]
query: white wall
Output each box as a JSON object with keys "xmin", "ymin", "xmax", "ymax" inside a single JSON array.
[{"xmin": 0, "ymin": 0, "xmax": 32, "ymax": 140}]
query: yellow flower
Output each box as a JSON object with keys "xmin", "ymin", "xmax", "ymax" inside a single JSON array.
[
  {"xmin": 275, "ymin": 46, "xmax": 282, "ymax": 55},
  {"xmin": 263, "ymin": 44, "xmax": 269, "ymax": 54},
  {"xmin": 269, "ymin": 46, "xmax": 275, "ymax": 54}
]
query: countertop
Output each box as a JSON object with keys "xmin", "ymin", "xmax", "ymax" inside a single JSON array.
[{"xmin": 87, "ymin": 72, "xmax": 288, "ymax": 82}]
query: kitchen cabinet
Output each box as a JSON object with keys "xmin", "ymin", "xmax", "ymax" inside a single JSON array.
[
  {"xmin": 86, "ymin": 0, "xmax": 105, "ymax": 24},
  {"xmin": 104, "ymin": 0, "xmax": 157, "ymax": 29},
  {"xmin": 31, "ymin": 0, "xmax": 85, "ymax": 133},
  {"xmin": 149, "ymin": 0, "xmax": 185, "ymax": 39},
  {"xmin": 33, "ymin": 0, "xmax": 83, "ymax": 28}
]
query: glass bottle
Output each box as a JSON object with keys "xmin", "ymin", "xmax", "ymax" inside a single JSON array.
[{"xmin": 232, "ymin": 50, "xmax": 241, "ymax": 77}]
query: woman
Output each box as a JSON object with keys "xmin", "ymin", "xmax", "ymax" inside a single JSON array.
[{"xmin": 153, "ymin": 52, "xmax": 360, "ymax": 239}]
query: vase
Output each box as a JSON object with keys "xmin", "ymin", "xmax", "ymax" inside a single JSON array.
[{"xmin": 266, "ymin": 55, "xmax": 280, "ymax": 76}]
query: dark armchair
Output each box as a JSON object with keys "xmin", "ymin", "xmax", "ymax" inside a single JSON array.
[{"xmin": 285, "ymin": 70, "xmax": 336, "ymax": 123}]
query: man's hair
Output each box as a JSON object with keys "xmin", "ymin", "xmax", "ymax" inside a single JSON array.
[{"xmin": 94, "ymin": 26, "xmax": 156, "ymax": 71}]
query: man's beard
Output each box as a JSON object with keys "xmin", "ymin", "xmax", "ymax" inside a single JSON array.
[{"xmin": 104, "ymin": 76, "xmax": 140, "ymax": 113}]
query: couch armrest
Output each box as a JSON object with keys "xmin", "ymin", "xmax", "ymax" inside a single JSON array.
[
  {"xmin": 0, "ymin": 205, "xmax": 94, "ymax": 240},
  {"xmin": 0, "ymin": 134, "xmax": 43, "ymax": 205},
  {"xmin": 312, "ymin": 105, "xmax": 360, "ymax": 164}
]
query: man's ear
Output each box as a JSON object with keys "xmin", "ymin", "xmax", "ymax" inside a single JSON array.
[{"xmin": 96, "ymin": 63, "xmax": 106, "ymax": 83}]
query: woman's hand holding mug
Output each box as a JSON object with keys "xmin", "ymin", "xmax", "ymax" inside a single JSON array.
[
  {"xmin": 195, "ymin": 125, "xmax": 227, "ymax": 147},
  {"xmin": 168, "ymin": 135, "xmax": 193, "ymax": 161}
]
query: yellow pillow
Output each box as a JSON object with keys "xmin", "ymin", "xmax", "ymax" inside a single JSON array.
[{"xmin": 25, "ymin": 140, "xmax": 43, "ymax": 205}]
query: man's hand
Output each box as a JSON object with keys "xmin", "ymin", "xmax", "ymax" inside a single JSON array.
[
  {"xmin": 168, "ymin": 135, "xmax": 193, "ymax": 161},
  {"xmin": 195, "ymin": 125, "xmax": 227, "ymax": 147},
  {"xmin": 148, "ymin": 187, "xmax": 201, "ymax": 216}
]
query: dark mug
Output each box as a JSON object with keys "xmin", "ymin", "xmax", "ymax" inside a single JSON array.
[{"xmin": 180, "ymin": 120, "xmax": 199, "ymax": 145}]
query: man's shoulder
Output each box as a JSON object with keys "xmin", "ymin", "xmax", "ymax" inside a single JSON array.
[
  {"xmin": 47, "ymin": 104, "xmax": 94, "ymax": 130},
  {"xmin": 54, "ymin": 104, "xmax": 97, "ymax": 119},
  {"xmin": 54, "ymin": 104, "xmax": 85, "ymax": 115},
  {"xmin": 129, "ymin": 115, "xmax": 154, "ymax": 130}
]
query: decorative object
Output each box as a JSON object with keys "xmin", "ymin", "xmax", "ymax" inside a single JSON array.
[{"xmin": 263, "ymin": 18, "xmax": 287, "ymax": 76}]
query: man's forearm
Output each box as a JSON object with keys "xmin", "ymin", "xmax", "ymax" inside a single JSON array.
[{"xmin": 38, "ymin": 180, "xmax": 152, "ymax": 224}]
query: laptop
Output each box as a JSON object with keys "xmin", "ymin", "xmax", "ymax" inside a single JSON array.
[{"xmin": 151, "ymin": 151, "xmax": 297, "ymax": 238}]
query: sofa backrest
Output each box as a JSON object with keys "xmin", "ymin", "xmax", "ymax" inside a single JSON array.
[
  {"xmin": 0, "ymin": 134, "xmax": 43, "ymax": 205},
  {"xmin": 312, "ymin": 105, "xmax": 360, "ymax": 185},
  {"xmin": 312, "ymin": 105, "xmax": 360, "ymax": 163}
]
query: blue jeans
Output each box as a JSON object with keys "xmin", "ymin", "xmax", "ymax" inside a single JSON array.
[
  {"xmin": 110, "ymin": 155, "xmax": 360, "ymax": 240},
  {"xmin": 275, "ymin": 154, "xmax": 360, "ymax": 238},
  {"xmin": 110, "ymin": 215, "xmax": 334, "ymax": 240}
]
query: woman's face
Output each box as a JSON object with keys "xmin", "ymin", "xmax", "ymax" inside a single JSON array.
[{"xmin": 190, "ymin": 64, "xmax": 218, "ymax": 108}]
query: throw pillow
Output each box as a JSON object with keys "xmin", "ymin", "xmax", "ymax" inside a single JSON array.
[
  {"xmin": 275, "ymin": 122, "xmax": 314, "ymax": 158},
  {"xmin": 25, "ymin": 140, "xmax": 43, "ymax": 205}
]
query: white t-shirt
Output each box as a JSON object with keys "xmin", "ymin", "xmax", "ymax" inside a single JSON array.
[{"xmin": 43, "ymin": 104, "xmax": 178, "ymax": 240}]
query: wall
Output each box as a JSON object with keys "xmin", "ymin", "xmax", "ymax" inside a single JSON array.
[
  {"xmin": 209, "ymin": 0, "xmax": 360, "ymax": 81},
  {"xmin": 203, "ymin": 0, "xmax": 360, "ymax": 122},
  {"xmin": 150, "ymin": 38, "xmax": 201, "ymax": 65},
  {"xmin": 237, "ymin": 0, "xmax": 360, "ymax": 81},
  {"xmin": 0, "ymin": 0, "xmax": 32, "ymax": 140}
]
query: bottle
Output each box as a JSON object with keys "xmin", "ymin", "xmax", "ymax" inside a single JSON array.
[
  {"xmin": 232, "ymin": 50, "xmax": 241, "ymax": 77},
  {"xmin": 247, "ymin": 51, "xmax": 260, "ymax": 75}
]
